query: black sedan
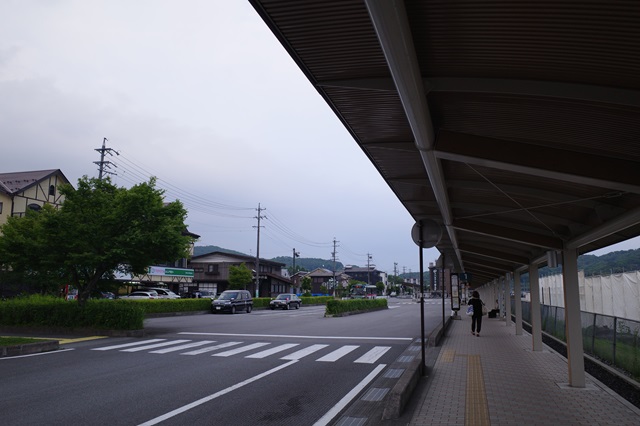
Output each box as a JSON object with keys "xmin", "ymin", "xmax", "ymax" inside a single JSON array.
[{"xmin": 269, "ymin": 293, "xmax": 301, "ymax": 310}]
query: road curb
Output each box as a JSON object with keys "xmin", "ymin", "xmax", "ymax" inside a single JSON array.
[{"xmin": 0, "ymin": 340, "xmax": 59, "ymax": 357}]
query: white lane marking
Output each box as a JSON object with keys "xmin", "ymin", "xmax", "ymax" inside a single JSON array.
[
  {"xmin": 180, "ymin": 341, "xmax": 242, "ymax": 356},
  {"xmin": 180, "ymin": 332, "xmax": 412, "ymax": 341},
  {"xmin": 281, "ymin": 344, "xmax": 329, "ymax": 360},
  {"xmin": 91, "ymin": 339, "xmax": 166, "ymax": 351},
  {"xmin": 316, "ymin": 345, "xmax": 359, "ymax": 362},
  {"xmin": 212, "ymin": 342, "xmax": 270, "ymax": 357},
  {"xmin": 0, "ymin": 348, "xmax": 75, "ymax": 359},
  {"xmin": 149, "ymin": 341, "xmax": 215, "ymax": 354},
  {"xmin": 354, "ymin": 346, "xmax": 391, "ymax": 364},
  {"xmin": 245, "ymin": 343, "xmax": 300, "ymax": 359},
  {"xmin": 121, "ymin": 340, "xmax": 191, "ymax": 352},
  {"xmin": 137, "ymin": 360, "xmax": 299, "ymax": 426},
  {"xmin": 313, "ymin": 364, "xmax": 387, "ymax": 426}
]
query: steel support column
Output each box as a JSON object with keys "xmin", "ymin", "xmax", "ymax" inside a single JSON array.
[
  {"xmin": 529, "ymin": 263, "xmax": 543, "ymax": 351},
  {"xmin": 505, "ymin": 272, "xmax": 512, "ymax": 327},
  {"xmin": 514, "ymin": 269, "xmax": 523, "ymax": 335},
  {"xmin": 562, "ymin": 248, "xmax": 586, "ymax": 387}
]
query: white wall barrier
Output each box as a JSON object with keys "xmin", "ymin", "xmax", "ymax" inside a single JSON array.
[{"xmin": 539, "ymin": 270, "xmax": 640, "ymax": 322}]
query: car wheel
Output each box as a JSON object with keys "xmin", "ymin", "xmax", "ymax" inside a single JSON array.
[
  {"xmin": 295, "ymin": 303, "xmax": 299, "ymax": 309},
  {"xmin": 285, "ymin": 303, "xmax": 290, "ymax": 310},
  {"xmin": 246, "ymin": 305, "xmax": 252, "ymax": 313},
  {"xmin": 270, "ymin": 306, "xmax": 275, "ymax": 310},
  {"xmin": 231, "ymin": 305, "xmax": 236, "ymax": 314}
]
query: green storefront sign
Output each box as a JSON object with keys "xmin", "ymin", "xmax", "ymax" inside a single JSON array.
[{"xmin": 148, "ymin": 266, "xmax": 194, "ymax": 277}]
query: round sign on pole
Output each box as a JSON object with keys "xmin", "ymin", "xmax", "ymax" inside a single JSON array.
[{"xmin": 411, "ymin": 220, "xmax": 442, "ymax": 248}]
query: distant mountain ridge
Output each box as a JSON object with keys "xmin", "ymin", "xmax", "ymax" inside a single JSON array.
[{"xmin": 194, "ymin": 245, "xmax": 640, "ymax": 276}]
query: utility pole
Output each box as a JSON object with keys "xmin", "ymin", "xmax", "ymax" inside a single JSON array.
[
  {"xmin": 331, "ymin": 238, "xmax": 338, "ymax": 297},
  {"xmin": 367, "ymin": 253, "xmax": 373, "ymax": 285},
  {"xmin": 254, "ymin": 203, "xmax": 266, "ymax": 298},
  {"xmin": 94, "ymin": 137, "xmax": 119, "ymax": 180},
  {"xmin": 292, "ymin": 248, "xmax": 300, "ymax": 292},
  {"xmin": 393, "ymin": 262, "xmax": 398, "ymax": 294}
]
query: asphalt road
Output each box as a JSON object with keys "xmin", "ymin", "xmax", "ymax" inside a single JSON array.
[{"xmin": 0, "ymin": 297, "xmax": 450, "ymax": 425}]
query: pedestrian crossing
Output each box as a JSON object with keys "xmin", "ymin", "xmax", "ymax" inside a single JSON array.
[{"xmin": 91, "ymin": 339, "xmax": 391, "ymax": 364}]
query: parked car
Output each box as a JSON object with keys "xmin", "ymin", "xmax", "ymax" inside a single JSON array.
[
  {"xmin": 196, "ymin": 290, "xmax": 217, "ymax": 299},
  {"xmin": 120, "ymin": 290, "xmax": 158, "ymax": 299},
  {"xmin": 142, "ymin": 287, "xmax": 180, "ymax": 299},
  {"xmin": 211, "ymin": 290, "xmax": 253, "ymax": 314},
  {"xmin": 269, "ymin": 293, "xmax": 301, "ymax": 310}
]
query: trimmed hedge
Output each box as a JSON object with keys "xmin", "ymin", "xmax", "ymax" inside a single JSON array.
[
  {"xmin": 325, "ymin": 298, "xmax": 388, "ymax": 316},
  {"xmin": 0, "ymin": 295, "xmax": 144, "ymax": 330},
  {"xmin": 119, "ymin": 298, "xmax": 210, "ymax": 314},
  {"xmin": 301, "ymin": 296, "xmax": 333, "ymax": 306}
]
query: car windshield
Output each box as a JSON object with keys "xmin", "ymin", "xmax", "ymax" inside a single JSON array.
[
  {"xmin": 219, "ymin": 292, "xmax": 239, "ymax": 300},
  {"xmin": 276, "ymin": 294, "xmax": 291, "ymax": 300}
]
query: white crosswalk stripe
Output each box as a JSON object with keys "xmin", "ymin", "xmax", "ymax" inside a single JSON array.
[
  {"xmin": 121, "ymin": 340, "xmax": 191, "ymax": 352},
  {"xmin": 316, "ymin": 345, "xmax": 359, "ymax": 362},
  {"xmin": 89, "ymin": 339, "xmax": 393, "ymax": 364},
  {"xmin": 280, "ymin": 344, "xmax": 329, "ymax": 360},
  {"xmin": 149, "ymin": 340, "xmax": 215, "ymax": 354},
  {"xmin": 354, "ymin": 346, "xmax": 391, "ymax": 364},
  {"xmin": 212, "ymin": 342, "xmax": 270, "ymax": 357},
  {"xmin": 245, "ymin": 343, "xmax": 299, "ymax": 359},
  {"xmin": 180, "ymin": 341, "xmax": 242, "ymax": 356},
  {"xmin": 91, "ymin": 339, "xmax": 166, "ymax": 351}
]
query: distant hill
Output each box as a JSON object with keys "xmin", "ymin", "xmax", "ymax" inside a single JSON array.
[
  {"xmin": 193, "ymin": 246, "xmax": 343, "ymax": 271},
  {"xmin": 194, "ymin": 246, "xmax": 640, "ymax": 277},
  {"xmin": 271, "ymin": 256, "xmax": 345, "ymax": 272}
]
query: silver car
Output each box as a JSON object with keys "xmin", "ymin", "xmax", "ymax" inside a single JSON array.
[{"xmin": 120, "ymin": 290, "xmax": 158, "ymax": 299}]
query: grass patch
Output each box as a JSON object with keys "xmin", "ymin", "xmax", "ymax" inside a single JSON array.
[{"xmin": 0, "ymin": 336, "xmax": 43, "ymax": 346}]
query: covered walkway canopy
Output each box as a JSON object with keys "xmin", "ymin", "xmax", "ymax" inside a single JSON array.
[{"xmin": 249, "ymin": 0, "xmax": 640, "ymax": 286}]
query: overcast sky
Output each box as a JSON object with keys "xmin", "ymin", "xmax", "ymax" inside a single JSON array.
[{"xmin": 1, "ymin": 1, "xmax": 637, "ymax": 275}]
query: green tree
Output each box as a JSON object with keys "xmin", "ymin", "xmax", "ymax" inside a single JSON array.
[
  {"xmin": 376, "ymin": 281, "xmax": 384, "ymax": 294},
  {"xmin": 0, "ymin": 177, "xmax": 192, "ymax": 306},
  {"xmin": 301, "ymin": 276, "xmax": 312, "ymax": 293},
  {"xmin": 228, "ymin": 263, "xmax": 253, "ymax": 290}
]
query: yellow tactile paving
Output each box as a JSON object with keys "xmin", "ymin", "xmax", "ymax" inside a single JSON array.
[
  {"xmin": 440, "ymin": 348, "xmax": 455, "ymax": 363},
  {"xmin": 465, "ymin": 354, "xmax": 490, "ymax": 426}
]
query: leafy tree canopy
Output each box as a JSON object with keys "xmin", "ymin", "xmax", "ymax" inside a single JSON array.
[
  {"xmin": 228, "ymin": 263, "xmax": 253, "ymax": 290},
  {"xmin": 0, "ymin": 176, "xmax": 192, "ymax": 305}
]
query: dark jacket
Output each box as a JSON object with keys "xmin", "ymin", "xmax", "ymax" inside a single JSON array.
[{"xmin": 469, "ymin": 297, "xmax": 484, "ymax": 318}]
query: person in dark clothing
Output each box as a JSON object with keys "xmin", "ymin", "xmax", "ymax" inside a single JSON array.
[{"xmin": 468, "ymin": 291, "xmax": 485, "ymax": 336}]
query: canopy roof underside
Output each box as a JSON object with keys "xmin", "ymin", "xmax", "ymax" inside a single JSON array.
[{"xmin": 250, "ymin": 0, "xmax": 640, "ymax": 287}]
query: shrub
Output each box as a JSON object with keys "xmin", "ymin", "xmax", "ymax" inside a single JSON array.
[
  {"xmin": 325, "ymin": 298, "xmax": 387, "ymax": 316},
  {"xmin": 0, "ymin": 295, "xmax": 144, "ymax": 330}
]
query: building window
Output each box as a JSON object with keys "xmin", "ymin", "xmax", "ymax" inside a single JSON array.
[
  {"xmin": 49, "ymin": 185, "xmax": 55, "ymax": 196},
  {"xmin": 28, "ymin": 203, "xmax": 42, "ymax": 212}
]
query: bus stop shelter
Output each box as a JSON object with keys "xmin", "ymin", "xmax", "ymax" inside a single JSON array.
[{"xmin": 249, "ymin": 0, "xmax": 640, "ymax": 390}]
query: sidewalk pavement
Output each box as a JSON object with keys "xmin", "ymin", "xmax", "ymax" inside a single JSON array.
[{"xmin": 408, "ymin": 313, "xmax": 640, "ymax": 426}]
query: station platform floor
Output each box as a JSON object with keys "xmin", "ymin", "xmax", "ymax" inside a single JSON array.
[{"xmin": 407, "ymin": 312, "xmax": 640, "ymax": 425}]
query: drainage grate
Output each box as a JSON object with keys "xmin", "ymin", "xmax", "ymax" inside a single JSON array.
[
  {"xmin": 361, "ymin": 387, "xmax": 390, "ymax": 402},
  {"xmin": 407, "ymin": 345, "xmax": 421, "ymax": 351},
  {"xmin": 335, "ymin": 417, "xmax": 368, "ymax": 426},
  {"xmin": 384, "ymin": 368, "xmax": 405, "ymax": 379},
  {"xmin": 397, "ymin": 355, "xmax": 415, "ymax": 363}
]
